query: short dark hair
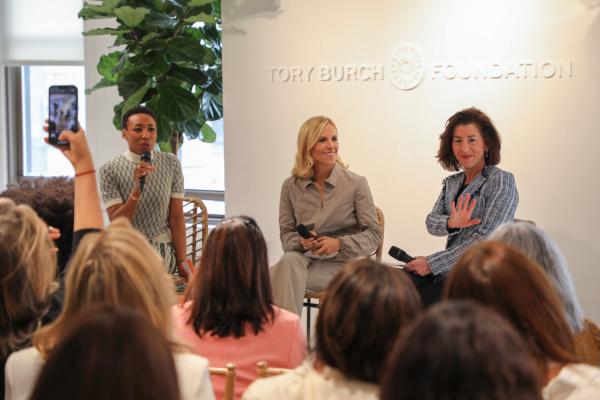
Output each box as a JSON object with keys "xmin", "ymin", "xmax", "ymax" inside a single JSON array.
[
  {"xmin": 120, "ymin": 106, "xmax": 157, "ymax": 130},
  {"xmin": 30, "ymin": 306, "xmax": 180, "ymax": 400},
  {"xmin": 315, "ymin": 259, "xmax": 421, "ymax": 384},
  {"xmin": 445, "ymin": 241, "xmax": 577, "ymax": 374},
  {"xmin": 185, "ymin": 215, "xmax": 275, "ymax": 338},
  {"xmin": 381, "ymin": 300, "xmax": 543, "ymax": 400},
  {"xmin": 1, "ymin": 177, "xmax": 74, "ymax": 272},
  {"xmin": 437, "ymin": 107, "xmax": 501, "ymax": 171}
]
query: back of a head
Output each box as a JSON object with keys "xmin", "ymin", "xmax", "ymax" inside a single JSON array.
[
  {"xmin": 0, "ymin": 198, "xmax": 57, "ymax": 357},
  {"xmin": 186, "ymin": 215, "xmax": 274, "ymax": 338},
  {"xmin": 489, "ymin": 222, "xmax": 584, "ymax": 332},
  {"xmin": 34, "ymin": 218, "xmax": 174, "ymax": 355},
  {"xmin": 30, "ymin": 307, "xmax": 180, "ymax": 400},
  {"xmin": 445, "ymin": 241, "xmax": 577, "ymax": 370},
  {"xmin": 1, "ymin": 177, "xmax": 74, "ymax": 272},
  {"xmin": 381, "ymin": 301, "xmax": 542, "ymax": 400},
  {"xmin": 315, "ymin": 258, "xmax": 421, "ymax": 384}
]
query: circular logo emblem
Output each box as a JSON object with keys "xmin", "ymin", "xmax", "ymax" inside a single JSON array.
[{"xmin": 388, "ymin": 44, "xmax": 425, "ymax": 90}]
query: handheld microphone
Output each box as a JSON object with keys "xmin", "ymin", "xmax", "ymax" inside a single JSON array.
[
  {"xmin": 388, "ymin": 246, "xmax": 415, "ymax": 263},
  {"xmin": 140, "ymin": 151, "xmax": 151, "ymax": 193},
  {"xmin": 296, "ymin": 224, "xmax": 317, "ymax": 239}
]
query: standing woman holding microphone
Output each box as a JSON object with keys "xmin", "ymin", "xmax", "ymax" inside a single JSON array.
[
  {"xmin": 404, "ymin": 107, "xmax": 519, "ymax": 305},
  {"xmin": 270, "ymin": 116, "xmax": 382, "ymax": 316}
]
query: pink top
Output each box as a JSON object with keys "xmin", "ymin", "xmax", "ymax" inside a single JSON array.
[{"xmin": 172, "ymin": 303, "xmax": 307, "ymax": 400}]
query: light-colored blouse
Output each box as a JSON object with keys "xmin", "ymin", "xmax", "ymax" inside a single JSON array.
[{"xmin": 172, "ymin": 303, "xmax": 307, "ymax": 400}]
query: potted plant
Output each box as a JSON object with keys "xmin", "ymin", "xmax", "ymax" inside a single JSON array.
[{"xmin": 79, "ymin": 0, "xmax": 222, "ymax": 153}]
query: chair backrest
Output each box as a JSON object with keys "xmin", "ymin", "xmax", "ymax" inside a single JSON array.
[
  {"xmin": 375, "ymin": 206, "xmax": 385, "ymax": 262},
  {"xmin": 182, "ymin": 196, "xmax": 209, "ymax": 265},
  {"xmin": 255, "ymin": 361, "xmax": 291, "ymax": 379},
  {"xmin": 209, "ymin": 363, "xmax": 236, "ymax": 400}
]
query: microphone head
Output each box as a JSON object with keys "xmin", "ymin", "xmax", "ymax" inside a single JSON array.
[
  {"xmin": 296, "ymin": 224, "xmax": 312, "ymax": 239},
  {"xmin": 388, "ymin": 246, "xmax": 415, "ymax": 263},
  {"xmin": 141, "ymin": 151, "xmax": 151, "ymax": 163}
]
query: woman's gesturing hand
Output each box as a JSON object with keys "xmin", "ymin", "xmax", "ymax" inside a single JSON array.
[{"xmin": 448, "ymin": 193, "xmax": 481, "ymax": 229}]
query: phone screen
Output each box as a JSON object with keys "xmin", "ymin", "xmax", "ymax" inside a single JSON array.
[{"xmin": 48, "ymin": 85, "xmax": 78, "ymax": 144}]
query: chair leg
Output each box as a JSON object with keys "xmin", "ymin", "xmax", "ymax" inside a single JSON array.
[{"xmin": 306, "ymin": 297, "xmax": 311, "ymax": 346}]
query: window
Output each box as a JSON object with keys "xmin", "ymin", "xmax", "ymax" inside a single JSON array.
[
  {"xmin": 180, "ymin": 119, "xmax": 225, "ymax": 216},
  {"xmin": 20, "ymin": 65, "xmax": 86, "ymax": 177}
]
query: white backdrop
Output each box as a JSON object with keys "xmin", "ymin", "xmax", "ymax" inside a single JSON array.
[{"xmin": 222, "ymin": 0, "xmax": 600, "ymax": 321}]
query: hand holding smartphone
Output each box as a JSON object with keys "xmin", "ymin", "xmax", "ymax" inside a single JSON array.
[{"xmin": 48, "ymin": 85, "xmax": 79, "ymax": 145}]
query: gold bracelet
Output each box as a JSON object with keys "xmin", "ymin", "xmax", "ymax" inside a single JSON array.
[{"xmin": 130, "ymin": 193, "xmax": 140, "ymax": 201}]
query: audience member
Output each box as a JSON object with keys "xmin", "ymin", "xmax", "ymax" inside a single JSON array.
[
  {"xmin": 29, "ymin": 307, "xmax": 181, "ymax": 400},
  {"xmin": 172, "ymin": 216, "xmax": 306, "ymax": 399},
  {"xmin": 1, "ymin": 178, "xmax": 75, "ymax": 325},
  {"xmin": 5, "ymin": 129, "xmax": 213, "ymax": 400},
  {"xmin": 0, "ymin": 177, "xmax": 73, "ymax": 272},
  {"xmin": 489, "ymin": 222, "xmax": 600, "ymax": 365},
  {"xmin": 243, "ymin": 258, "xmax": 421, "ymax": 400},
  {"xmin": 270, "ymin": 115, "xmax": 382, "ymax": 316},
  {"xmin": 381, "ymin": 300, "xmax": 542, "ymax": 400},
  {"xmin": 445, "ymin": 241, "xmax": 600, "ymax": 399},
  {"xmin": 0, "ymin": 199, "xmax": 58, "ymax": 398}
]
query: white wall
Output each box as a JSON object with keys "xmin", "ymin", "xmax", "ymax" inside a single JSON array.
[{"xmin": 222, "ymin": 0, "xmax": 600, "ymax": 321}]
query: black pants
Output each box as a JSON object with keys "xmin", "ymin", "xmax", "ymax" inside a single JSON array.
[{"xmin": 404, "ymin": 271, "xmax": 445, "ymax": 307}]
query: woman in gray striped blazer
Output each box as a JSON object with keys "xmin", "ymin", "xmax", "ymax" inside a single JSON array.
[
  {"xmin": 269, "ymin": 116, "xmax": 382, "ymax": 316},
  {"xmin": 404, "ymin": 107, "xmax": 518, "ymax": 305}
]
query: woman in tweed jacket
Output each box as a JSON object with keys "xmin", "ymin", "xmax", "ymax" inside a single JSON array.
[{"xmin": 405, "ymin": 107, "xmax": 518, "ymax": 305}]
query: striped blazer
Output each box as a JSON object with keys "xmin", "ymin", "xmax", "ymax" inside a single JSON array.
[{"xmin": 426, "ymin": 165, "xmax": 519, "ymax": 278}]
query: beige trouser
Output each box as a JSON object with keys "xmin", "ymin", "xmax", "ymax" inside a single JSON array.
[{"xmin": 269, "ymin": 252, "xmax": 344, "ymax": 316}]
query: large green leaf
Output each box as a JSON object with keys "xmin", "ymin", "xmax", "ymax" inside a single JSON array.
[
  {"xmin": 188, "ymin": 0, "xmax": 212, "ymax": 6},
  {"xmin": 140, "ymin": 32, "xmax": 162, "ymax": 44},
  {"xmin": 117, "ymin": 70, "xmax": 149, "ymax": 98},
  {"xmin": 167, "ymin": 64, "xmax": 207, "ymax": 85},
  {"xmin": 184, "ymin": 12, "xmax": 215, "ymax": 24},
  {"xmin": 157, "ymin": 80, "xmax": 199, "ymax": 121},
  {"xmin": 83, "ymin": 27, "xmax": 128, "ymax": 36},
  {"xmin": 141, "ymin": 52, "xmax": 170, "ymax": 76},
  {"xmin": 167, "ymin": 37, "xmax": 206, "ymax": 62},
  {"xmin": 113, "ymin": 102, "xmax": 125, "ymax": 130},
  {"xmin": 97, "ymin": 52, "xmax": 121, "ymax": 83},
  {"xmin": 166, "ymin": 0, "xmax": 187, "ymax": 8},
  {"xmin": 122, "ymin": 80, "xmax": 152, "ymax": 115},
  {"xmin": 85, "ymin": 78, "xmax": 116, "ymax": 94},
  {"xmin": 143, "ymin": 11, "xmax": 178, "ymax": 30},
  {"xmin": 79, "ymin": 3, "xmax": 114, "ymax": 19},
  {"xmin": 201, "ymin": 90, "xmax": 222, "ymax": 121},
  {"xmin": 114, "ymin": 6, "xmax": 150, "ymax": 27},
  {"xmin": 200, "ymin": 122, "xmax": 217, "ymax": 142},
  {"xmin": 103, "ymin": 0, "xmax": 123, "ymax": 9}
]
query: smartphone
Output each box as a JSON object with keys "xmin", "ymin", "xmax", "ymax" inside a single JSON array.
[{"xmin": 48, "ymin": 85, "xmax": 78, "ymax": 145}]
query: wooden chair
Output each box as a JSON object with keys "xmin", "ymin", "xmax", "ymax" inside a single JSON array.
[
  {"xmin": 255, "ymin": 361, "xmax": 291, "ymax": 379},
  {"xmin": 303, "ymin": 206, "xmax": 385, "ymax": 344},
  {"xmin": 182, "ymin": 196, "xmax": 209, "ymax": 265},
  {"xmin": 209, "ymin": 363, "xmax": 236, "ymax": 400}
]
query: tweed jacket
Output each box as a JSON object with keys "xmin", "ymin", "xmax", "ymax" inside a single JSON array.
[{"xmin": 426, "ymin": 165, "xmax": 519, "ymax": 278}]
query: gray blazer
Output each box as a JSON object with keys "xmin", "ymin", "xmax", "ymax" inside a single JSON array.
[{"xmin": 425, "ymin": 165, "xmax": 519, "ymax": 278}]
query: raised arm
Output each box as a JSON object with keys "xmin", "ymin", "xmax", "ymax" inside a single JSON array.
[
  {"xmin": 427, "ymin": 171, "xmax": 519, "ymax": 277},
  {"xmin": 50, "ymin": 128, "xmax": 103, "ymax": 231}
]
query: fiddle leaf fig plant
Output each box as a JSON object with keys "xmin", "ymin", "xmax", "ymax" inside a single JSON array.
[{"xmin": 79, "ymin": 0, "xmax": 222, "ymax": 153}]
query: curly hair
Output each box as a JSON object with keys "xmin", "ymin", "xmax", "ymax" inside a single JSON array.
[
  {"xmin": 436, "ymin": 107, "xmax": 501, "ymax": 171},
  {"xmin": 1, "ymin": 178, "xmax": 74, "ymax": 272}
]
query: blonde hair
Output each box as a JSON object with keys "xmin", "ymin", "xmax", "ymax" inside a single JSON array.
[
  {"xmin": 291, "ymin": 116, "xmax": 344, "ymax": 178},
  {"xmin": 33, "ymin": 218, "xmax": 175, "ymax": 358},
  {"xmin": 0, "ymin": 198, "xmax": 57, "ymax": 357}
]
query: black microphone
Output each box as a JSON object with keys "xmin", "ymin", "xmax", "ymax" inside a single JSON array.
[
  {"xmin": 140, "ymin": 151, "xmax": 151, "ymax": 193},
  {"xmin": 296, "ymin": 224, "xmax": 317, "ymax": 239},
  {"xmin": 388, "ymin": 246, "xmax": 415, "ymax": 263}
]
